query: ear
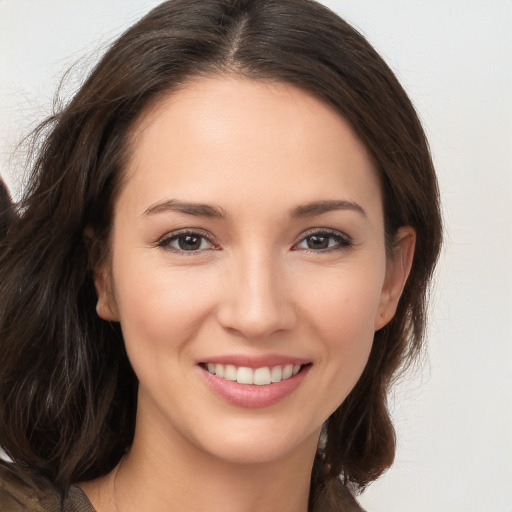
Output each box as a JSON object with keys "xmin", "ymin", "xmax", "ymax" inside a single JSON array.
[
  {"xmin": 374, "ymin": 226, "xmax": 416, "ymax": 330},
  {"xmin": 93, "ymin": 265, "xmax": 120, "ymax": 322},
  {"xmin": 84, "ymin": 226, "xmax": 119, "ymax": 322}
]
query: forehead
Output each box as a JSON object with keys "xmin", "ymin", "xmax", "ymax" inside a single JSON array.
[{"xmin": 120, "ymin": 76, "xmax": 381, "ymax": 218}]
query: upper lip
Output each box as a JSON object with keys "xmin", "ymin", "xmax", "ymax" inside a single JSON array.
[{"xmin": 198, "ymin": 353, "xmax": 311, "ymax": 369}]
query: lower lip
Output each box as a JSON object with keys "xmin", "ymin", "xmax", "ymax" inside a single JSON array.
[{"xmin": 199, "ymin": 365, "xmax": 311, "ymax": 408}]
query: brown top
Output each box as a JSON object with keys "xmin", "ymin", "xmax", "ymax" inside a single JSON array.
[
  {"xmin": 0, "ymin": 463, "xmax": 95, "ymax": 512},
  {"xmin": 0, "ymin": 461, "xmax": 365, "ymax": 512}
]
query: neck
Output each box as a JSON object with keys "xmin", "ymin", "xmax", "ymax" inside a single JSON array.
[
  {"xmin": 118, "ymin": 450, "xmax": 313, "ymax": 512},
  {"xmin": 97, "ymin": 396, "xmax": 319, "ymax": 512}
]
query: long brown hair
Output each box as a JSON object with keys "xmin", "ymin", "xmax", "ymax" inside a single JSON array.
[{"xmin": 0, "ymin": 0, "xmax": 442, "ymax": 509}]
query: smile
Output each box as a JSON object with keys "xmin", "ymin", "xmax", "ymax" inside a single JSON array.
[
  {"xmin": 199, "ymin": 360, "xmax": 312, "ymax": 408},
  {"xmin": 203, "ymin": 363, "xmax": 305, "ymax": 385}
]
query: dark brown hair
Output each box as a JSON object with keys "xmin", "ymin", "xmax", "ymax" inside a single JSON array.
[
  {"xmin": 0, "ymin": 0, "xmax": 442, "ymax": 509},
  {"xmin": 0, "ymin": 182, "xmax": 15, "ymax": 242}
]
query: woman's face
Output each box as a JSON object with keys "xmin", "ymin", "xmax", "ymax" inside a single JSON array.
[{"xmin": 95, "ymin": 76, "xmax": 413, "ymax": 466}]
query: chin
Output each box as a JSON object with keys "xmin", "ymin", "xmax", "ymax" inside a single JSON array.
[{"xmin": 188, "ymin": 418, "xmax": 322, "ymax": 467}]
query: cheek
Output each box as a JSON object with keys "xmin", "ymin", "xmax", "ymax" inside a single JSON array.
[
  {"xmin": 111, "ymin": 257, "xmax": 219, "ymax": 364},
  {"xmin": 298, "ymin": 265, "xmax": 384, "ymax": 398},
  {"xmin": 301, "ymin": 264, "xmax": 384, "ymax": 338}
]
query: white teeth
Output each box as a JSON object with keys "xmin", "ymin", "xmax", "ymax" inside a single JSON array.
[
  {"xmin": 224, "ymin": 364, "xmax": 237, "ymax": 381},
  {"xmin": 236, "ymin": 366, "xmax": 253, "ymax": 384},
  {"xmin": 270, "ymin": 366, "xmax": 282, "ymax": 382},
  {"xmin": 205, "ymin": 363, "xmax": 305, "ymax": 385},
  {"xmin": 282, "ymin": 364, "xmax": 293, "ymax": 380},
  {"xmin": 253, "ymin": 367, "xmax": 272, "ymax": 386}
]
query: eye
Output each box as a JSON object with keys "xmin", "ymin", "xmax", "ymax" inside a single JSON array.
[
  {"xmin": 294, "ymin": 230, "xmax": 352, "ymax": 252},
  {"xmin": 157, "ymin": 230, "xmax": 216, "ymax": 253}
]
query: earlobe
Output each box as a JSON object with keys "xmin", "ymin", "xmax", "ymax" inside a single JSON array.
[
  {"xmin": 94, "ymin": 267, "xmax": 119, "ymax": 322},
  {"xmin": 374, "ymin": 226, "xmax": 416, "ymax": 330},
  {"xmin": 84, "ymin": 227, "xmax": 119, "ymax": 322}
]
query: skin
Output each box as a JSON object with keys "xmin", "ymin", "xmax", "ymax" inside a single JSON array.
[{"xmin": 83, "ymin": 76, "xmax": 415, "ymax": 512}]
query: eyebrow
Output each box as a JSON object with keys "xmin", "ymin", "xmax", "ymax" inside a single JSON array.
[
  {"xmin": 143, "ymin": 199, "xmax": 226, "ymax": 218},
  {"xmin": 290, "ymin": 200, "xmax": 366, "ymax": 218},
  {"xmin": 142, "ymin": 198, "xmax": 365, "ymax": 220}
]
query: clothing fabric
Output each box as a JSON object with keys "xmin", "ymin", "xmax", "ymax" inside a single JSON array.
[
  {"xmin": 0, "ymin": 462, "xmax": 95, "ymax": 512},
  {"xmin": 0, "ymin": 460, "xmax": 366, "ymax": 512}
]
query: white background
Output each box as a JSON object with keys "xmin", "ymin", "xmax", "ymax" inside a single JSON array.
[{"xmin": 1, "ymin": 1, "xmax": 511, "ymax": 511}]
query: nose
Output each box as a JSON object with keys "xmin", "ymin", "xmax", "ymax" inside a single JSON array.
[{"xmin": 216, "ymin": 251, "xmax": 297, "ymax": 340}]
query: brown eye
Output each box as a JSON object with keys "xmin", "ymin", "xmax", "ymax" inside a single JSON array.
[
  {"xmin": 177, "ymin": 234, "xmax": 202, "ymax": 251},
  {"xmin": 158, "ymin": 231, "xmax": 215, "ymax": 253},
  {"xmin": 295, "ymin": 230, "xmax": 352, "ymax": 252},
  {"xmin": 306, "ymin": 235, "xmax": 330, "ymax": 250}
]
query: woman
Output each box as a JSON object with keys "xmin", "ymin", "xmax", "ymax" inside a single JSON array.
[{"xmin": 0, "ymin": 0, "xmax": 442, "ymax": 511}]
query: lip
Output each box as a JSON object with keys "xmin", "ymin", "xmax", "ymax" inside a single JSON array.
[{"xmin": 197, "ymin": 355, "xmax": 312, "ymax": 408}]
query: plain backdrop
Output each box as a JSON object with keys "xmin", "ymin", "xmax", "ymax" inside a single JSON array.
[{"xmin": 1, "ymin": 1, "xmax": 511, "ymax": 511}]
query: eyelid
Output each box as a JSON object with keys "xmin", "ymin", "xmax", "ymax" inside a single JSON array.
[
  {"xmin": 155, "ymin": 228, "xmax": 219, "ymax": 253},
  {"xmin": 292, "ymin": 228, "xmax": 353, "ymax": 252}
]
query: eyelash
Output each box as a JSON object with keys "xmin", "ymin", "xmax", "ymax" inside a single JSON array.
[
  {"xmin": 156, "ymin": 228, "xmax": 353, "ymax": 255},
  {"xmin": 156, "ymin": 229, "xmax": 218, "ymax": 255},
  {"xmin": 293, "ymin": 229, "xmax": 353, "ymax": 253}
]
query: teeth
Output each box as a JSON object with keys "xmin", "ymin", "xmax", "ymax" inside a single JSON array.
[
  {"xmin": 236, "ymin": 366, "xmax": 253, "ymax": 385},
  {"xmin": 205, "ymin": 363, "xmax": 304, "ymax": 384},
  {"xmin": 270, "ymin": 366, "xmax": 282, "ymax": 382},
  {"xmin": 282, "ymin": 364, "xmax": 293, "ymax": 380},
  {"xmin": 253, "ymin": 367, "xmax": 272, "ymax": 385},
  {"xmin": 224, "ymin": 364, "xmax": 237, "ymax": 381}
]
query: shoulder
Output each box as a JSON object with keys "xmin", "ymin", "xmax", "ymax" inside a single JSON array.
[
  {"xmin": 0, "ymin": 461, "xmax": 95, "ymax": 512},
  {"xmin": 0, "ymin": 460, "xmax": 54, "ymax": 512}
]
